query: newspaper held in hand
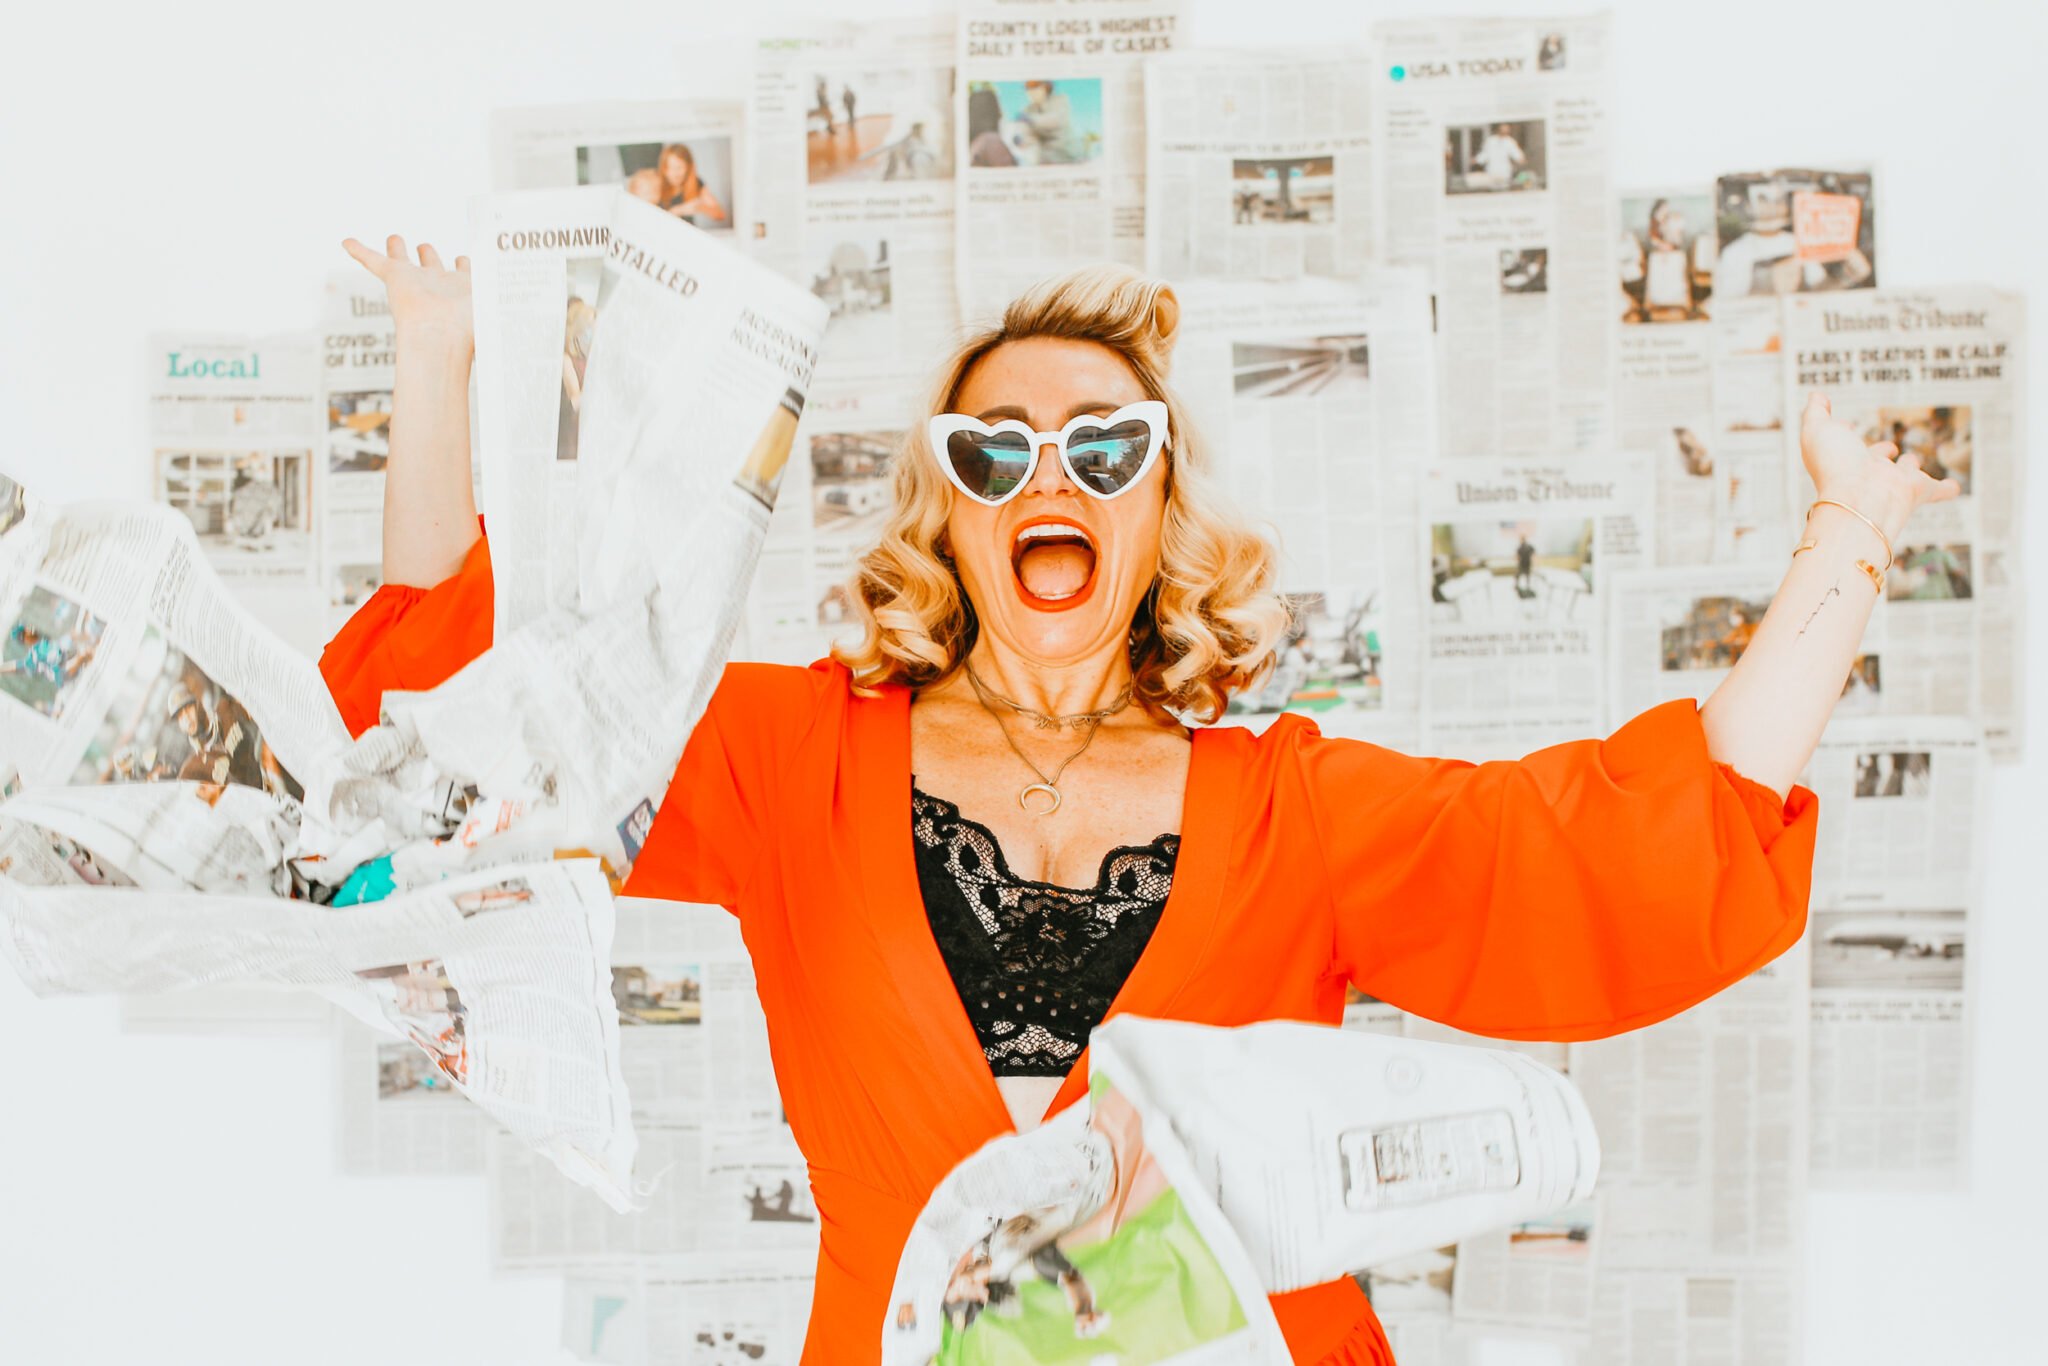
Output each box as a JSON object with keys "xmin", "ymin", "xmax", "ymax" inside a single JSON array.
[
  {"xmin": 884, "ymin": 1017, "xmax": 1599, "ymax": 1363},
  {"xmin": 0, "ymin": 198, "xmax": 829, "ymax": 1211}
]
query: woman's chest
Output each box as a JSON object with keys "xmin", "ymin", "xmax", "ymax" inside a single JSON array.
[{"xmin": 906, "ymin": 708, "xmax": 1190, "ymax": 887}]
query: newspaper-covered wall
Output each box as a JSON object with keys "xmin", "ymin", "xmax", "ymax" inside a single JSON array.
[
  {"xmin": 559, "ymin": 1257, "xmax": 818, "ymax": 1366},
  {"xmin": 747, "ymin": 19, "xmax": 960, "ymax": 404},
  {"xmin": 1144, "ymin": 47, "xmax": 1373, "ymax": 282},
  {"xmin": 333, "ymin": 1004, "xmax": 490, "ymax": 1176},
  {"xmin": 1171, "ymin": 272, "xmax": 1436, "ymax": 742},
  {"xmin": 1372, "ymin": 14, "xmax": 1616, "ymax": 460},
  {"xmin": 471, "ymin": 186, "xmax": 615, "ymax": 634},
  {"xmin": 1708, "ymin": 165, "xmax": 1878, "ymax": 562},
  {"xmin": 743, "ymin": 378, "xmax": 913, "ymax": 666},
  {"xmin": 1420, "ymin": 455, "xmax": 1650, "ymax": 757},
  {"xmin": 148, "ymin": 332, "xmax": 322, "ymax": 583},
  {"xmin": 954, "ymin": 0, "xmax": 1187, "ymax": 322},
  {"xmin": 1802, "ymin": 718, "xmax": 1980, "ymax": 1189},
  {"xmin": 1781, "ymin": 284, "xmax": 2027, "ymax": 760},
  {"xmin": 1570, "ymin": 949, "xmax": 1810, "ymax": 1366},
  {"xmin": 320, "ymin": 273, "xmax": 395, "ymax": 633},
  {"xmin": 1616, "ymin": 185, "xmax": 1720, "ymax": 565}
]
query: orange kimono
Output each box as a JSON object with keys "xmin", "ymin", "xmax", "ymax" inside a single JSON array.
[{"xmin": 322, "ymin": 538, "xmax": 1818, "ymax": 1364}]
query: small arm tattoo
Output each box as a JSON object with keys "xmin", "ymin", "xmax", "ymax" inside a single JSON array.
[{"xmin": 1796, "ymin": 580, "xmax": 1842, "ymax": 639}]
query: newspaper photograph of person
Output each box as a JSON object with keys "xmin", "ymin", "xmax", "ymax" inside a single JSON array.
[
  {"xmin": 807, "ymin": 67, "xmax": 953, "ymax": 183},
  {"xmin": 1619, "ymin": 192, "xmax": 1715, "ymax": 323},
  {"xmin": 966, "ymin": 78, "xmax": 1105, "ymax": 169},
  {"xmin": 69, "ymin": 625, "xmax": 302, "ymax": 799},
  {"xmin": 1713, "ymin": 167, "xmax": 1876, "ymax": 297},
  {"xmin": 588, "ymin": 137, "xmax": 734, "ymax": 231}
]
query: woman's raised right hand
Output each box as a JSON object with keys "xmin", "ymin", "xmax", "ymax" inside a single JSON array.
[{"xmin": 342, "ymin": 235, "xmax": 472, "ymax": 352}]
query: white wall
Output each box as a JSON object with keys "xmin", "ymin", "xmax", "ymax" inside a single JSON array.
[{"xmin": 1, "ymin": 2, "xmax": 2043, "ymax": 1362}]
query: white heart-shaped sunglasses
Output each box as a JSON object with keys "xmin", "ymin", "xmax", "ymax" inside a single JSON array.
[{"xmin": 927, "ymin": 400, "xmax": 1169, "ymax": 506}]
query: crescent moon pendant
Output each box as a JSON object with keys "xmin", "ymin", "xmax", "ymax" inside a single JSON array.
[{"xmin": 1019, "ymin": 783, "xmax": 1062, "ymax": 816}]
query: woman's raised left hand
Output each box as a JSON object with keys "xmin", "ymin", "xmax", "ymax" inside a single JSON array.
[{"xmin": 1799, "ymin": 391, "xmax": 1960, "ymax": 541}]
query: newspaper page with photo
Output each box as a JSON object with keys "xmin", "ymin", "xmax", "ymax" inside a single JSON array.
[
  {"xmin": 1144, "ymin": 46, "xmax": 1373, "ymax": 282},
  {"xmin": 1419, "ymin": 455, "xmax": 1649, "ymax": 758},
  {"xmin": 1, "ymin": 859, "xmax": 640, "ymax": 1208},
  {"xmin": 0, "ymin": 498, "xmax": 344, "ymax": 805},
  {"xmin": 743, "ymin": 379, "xmax": 912, "ymax": 665},
  {"xmin": 489, "ymin": 1118, "xmax": 818, "ymax": 1270},
  {"xmin": 559, "ymin": 1257, "xmax": 818, "ymax": 1366},
  {"xmin": 955, "ymin": 0, "xmax": 1187, "ymax": 323},
  {"xmin": 1372, "ymin": 14, "xmax": 1615, "ymax": 460},
  {"xmin": 148, "ymin": 332, "xmax": 322, "ymax": 583},
  {"xmin": 490, "ymin": 100, "xmax": 745, "ymax": 222},
  {"xmin": 1569, "ymin": 947, "xmax": 1809, "ymax": 1366},
  {"xmin": 1803, "ymin": 716, "xmax": 1981, "ymax": 1188},
  {"xmin": 333, "ymin": 1004, "xmax": 490, "ymax": 1176},
  {"xmin": 747, "ymin": 18, "xmax": 960, "ymax": 401},
  {"xmin": 489, "ymin": 898, "xmax": 804, "ymax": 1273},
  {"xmin": 571, "ymin": 194, "xmax": 828, "ymax": 614},
  {"xmin": 609, "ymin": 898, "xmax": 782, "ymax": 1127},
  {"xmin": 1708, "ymin": 165, "xmax": 1878, "ymax": 562},
  {"xmin": 1616, "ymin": 185, "xmax": 1720, "ymax": 565},
  {"xmin": 1782, "ymin": 284, "xmax": 2027, "ymax": 760},
  {"xmin": 320, "ymin": 272, "xmax": 396, "ymax": 633},
  {"xmin": 471, "ymin": 186, "xmax": 615, "ymax": 634},
  {"xmin": 1170, "ymin": 272, "xmax": 1436, "ymax": 743}
]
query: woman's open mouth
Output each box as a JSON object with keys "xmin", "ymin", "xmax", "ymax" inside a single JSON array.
[{"xmin": 1010, "ymin": 517, "xmax": 1099, "ymax": 610}]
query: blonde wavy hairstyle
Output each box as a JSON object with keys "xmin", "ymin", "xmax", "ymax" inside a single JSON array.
[{"xmin": 832, "ymin": 265, "xmax": 1289, "ymax": 723}]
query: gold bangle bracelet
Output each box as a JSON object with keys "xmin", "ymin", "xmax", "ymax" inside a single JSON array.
[
  {"xmin": 1805, "ymin": 498, "xmax": 1894, "ymax": 573},
  {"xmin": 1791, "ymin": 536, "xmax": 1885, "ymax": 594}
]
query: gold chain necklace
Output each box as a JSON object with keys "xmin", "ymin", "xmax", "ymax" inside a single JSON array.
[{"xmin": 962, "ymin": 664, "xmax": 1128, "ymax": 815}]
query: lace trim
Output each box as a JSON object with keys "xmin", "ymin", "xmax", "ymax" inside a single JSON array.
[{"xmin": 911, "ymin": 784, "xmax": 1178, "ymax": 1078}]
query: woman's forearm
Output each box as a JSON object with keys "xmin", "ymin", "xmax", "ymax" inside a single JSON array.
[
  {"xmin": 1698, "ymin": 504, "xmax": 1884, "ymax": 799},
  {"xmin": 382, "ymin": 325, "xmax": 478, "ymax": 587}
]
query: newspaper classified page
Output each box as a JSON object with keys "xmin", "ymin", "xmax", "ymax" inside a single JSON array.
[
  {"xmin": 471, "ymin": 186, "xmax": 615, "ymax": 634},
  {"xmin": 1803, "ymin": 717, "xmax": 1981, "ymax": 1188},
  {"xmin": 748, "ymin": 18, "xmax": 960, "ymax": 400},
  {"xmin": 1708, "ymin": 164, "xmax": 1878, "ymax": 562},
  {"xmin": 1144, "ymin": 46, "xmax": 1373, "ymax": 282},
  {"xmin": 1420, "ymin": 455, "xmax": 1649, "ymax": 758},
  {"xmin": 1782, "ymin": 284, "xmax": 2027, "ymax": 760},
  {"xmin": 955, "ymin": 0, "xmax": 1187, "ymax": 323},
  {"xmin": 1372, "ymin": 13, "xmax": 1616, "ymax": 460},
  {"xmin": 148, "ymin": 332, "xmax": 322, "ymax": 583},
  {"xmin": 1171, "ymin": 271, "xmax": 1435, "ymax": 742},
  {"xmin": 319, "ymin": 273, "xmax": 395, "ymax": 632},
  {"xmin": 1615, "ymin": 185, "xmax": 1720, "ymax": 564},
  {"xmin": 1569, "ymin": 948, "xmax": 1810, "ymax": 1366}
]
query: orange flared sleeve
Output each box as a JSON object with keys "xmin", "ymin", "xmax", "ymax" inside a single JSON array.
[
  {"xmin": 621, "ymin": 662, "xmax": 828, "ymax": 909},
  {"xmin": 1298, "ymin": 698, "xmax": 1818, "ymax": 1042},
  {"xmin": 319, "ymin": 535, "xmax": 494, "ymax": 737}
]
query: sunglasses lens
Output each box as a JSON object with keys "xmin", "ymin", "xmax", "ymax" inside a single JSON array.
[
  {"xmin": 1065, "ymin": 419, "xmax": 1155, "ymax": 496},
  {"xmin": 945, "ymin": 429, "xmax": 1034, "ymax": 501}
]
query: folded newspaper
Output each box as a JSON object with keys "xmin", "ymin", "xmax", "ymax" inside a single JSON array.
[
  {"xmin": 0, "ymin": 195, "xmax": 827, "ymax": 1211},
  {"xmin": 884, "ymin": 1018, "xmax": 1600, "ymax": 1364}
]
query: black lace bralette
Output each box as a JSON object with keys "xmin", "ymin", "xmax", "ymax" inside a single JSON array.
[{"xmin": 910, "ymin": 783, "xmax": 1179, "ymax": 1079}]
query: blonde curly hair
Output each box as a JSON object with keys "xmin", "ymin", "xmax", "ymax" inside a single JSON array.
[{"xmin": 833, "ymin": 265, "xmax": 1289, "ymax": 724}]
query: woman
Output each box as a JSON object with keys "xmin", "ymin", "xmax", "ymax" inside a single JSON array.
[
  {"xmin": 655, "ymin": 142, "xmax": 726, "ymax": 226},
  {"xmin": 329, "ymin": 235, "xmax": 1955, "ymax": 1363}
]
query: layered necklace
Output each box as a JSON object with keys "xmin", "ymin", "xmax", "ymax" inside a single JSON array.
[{"xmin": 963, "ymin": 663, "xmax": 1133, "ymax": 815}]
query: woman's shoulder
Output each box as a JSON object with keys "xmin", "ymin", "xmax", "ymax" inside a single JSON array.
[{"xmin": 711, "ymin": 657, "xmax": 853, "ymax": 721}]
